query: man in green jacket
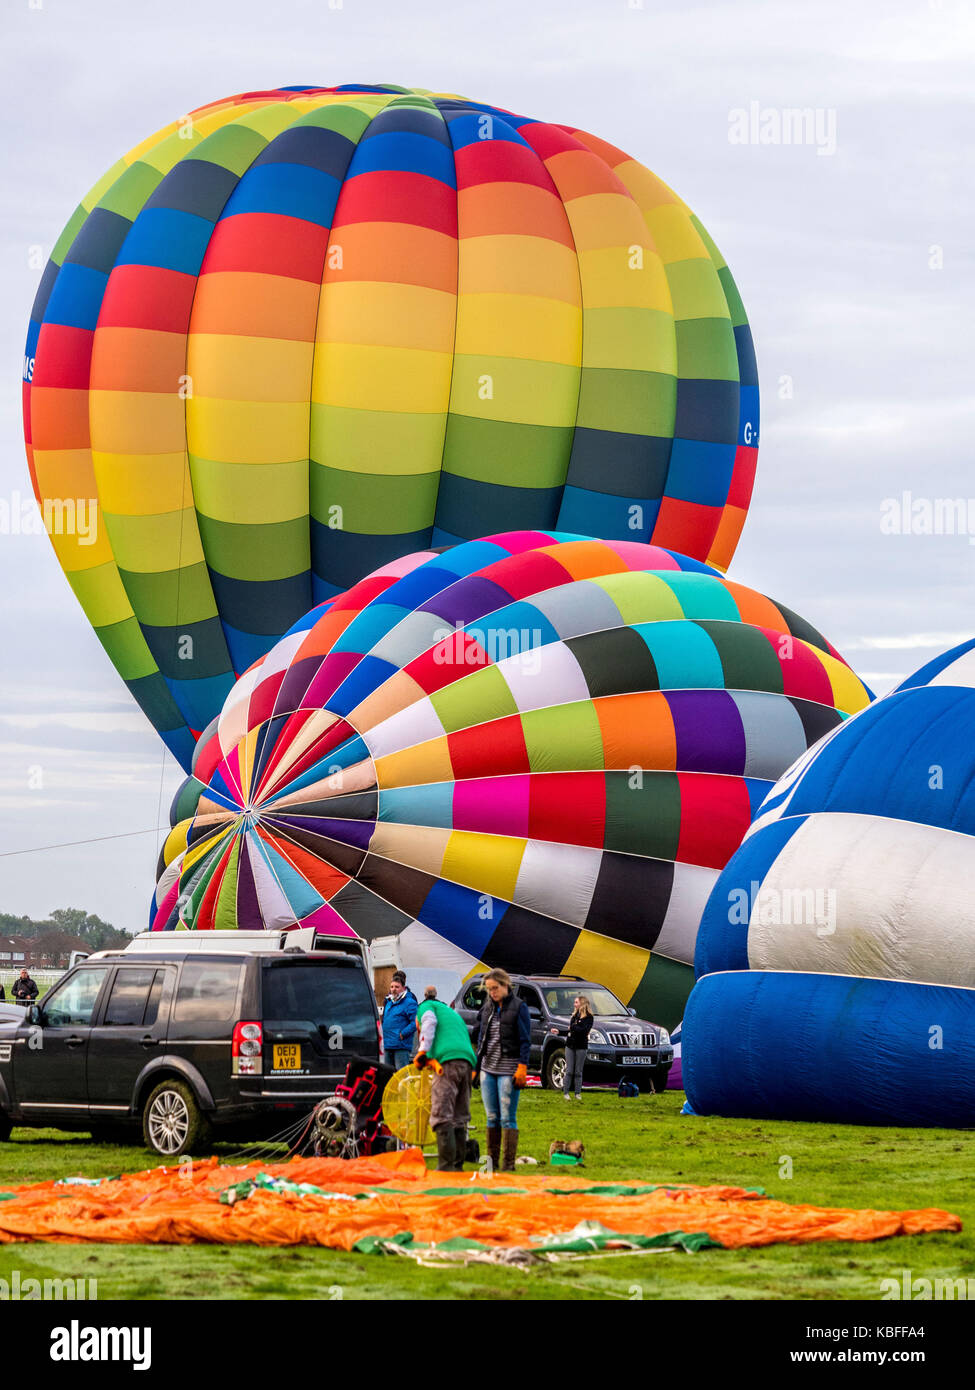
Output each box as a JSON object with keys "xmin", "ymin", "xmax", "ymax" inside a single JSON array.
[{"xmin": 414, "ymin": 997, "xmax": 477, "ymax": 1172}]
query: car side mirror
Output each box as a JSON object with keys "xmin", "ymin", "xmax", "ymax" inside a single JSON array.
[
  {"xmin": 628, "ymin": 1007, "xmax": 637, "ymax": 1016},
  {"xmin": 26, "ymin": 1004, "xmax": 42, "ymax": 1026}
]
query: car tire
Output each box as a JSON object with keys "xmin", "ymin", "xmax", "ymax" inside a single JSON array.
[
  {"xmin": 650, "ymin": 1065, "xmax": 671, "ymax": 1094},
  {"xmin": 0, "ymin": 1112, "xmax": 11, "ymax": 1142},
  {"xmin": 142, "ymin": 1080, "xmax": 212, "ymax": 1159},
  {"xmin": 543, "ymin": 1047, "xmax": 566, "ymax": 1091}
]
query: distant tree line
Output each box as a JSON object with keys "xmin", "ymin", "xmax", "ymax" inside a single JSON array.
[{"xmin": 0, "ymin": 908, "xmax": 133, "ymax": 957}]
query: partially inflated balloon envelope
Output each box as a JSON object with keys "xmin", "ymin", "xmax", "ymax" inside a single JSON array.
[
  {"xmin": 151, "ymin": 533, "xmax": 868, "ymax": 1027},
  {"xmin": 695, "ymin": 637, "xmax": 975, "ymax": 982},
  {"xmin": 686, "ymin": 639, "xmax": 975, "ymax": 1125},
  {"xmin": 24, "ymin": 83, "xmax": 759, "ymax": 768}
]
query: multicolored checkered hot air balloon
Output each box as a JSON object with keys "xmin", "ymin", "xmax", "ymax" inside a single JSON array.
[
  {"xmin": 150, "ymin": 533, "xmax": 867, "ymax": 1026},
  {"xmin": 24, "ymin": 83, "xmax": 759, "ymax": 770}
]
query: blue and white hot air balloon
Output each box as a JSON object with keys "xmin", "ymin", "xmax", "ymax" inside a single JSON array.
[{"xmin": 684, "ymin": 638, "xmax": 975, "ymax": 1128}]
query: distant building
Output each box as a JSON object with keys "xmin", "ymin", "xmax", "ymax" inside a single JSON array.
[
  {"xmin": 0, "ymin": 937, "xmax": 28, "ymax": 969},
  {"xmin": 0, "ymin": 934, "xmax": 90, "ymax": 971}
]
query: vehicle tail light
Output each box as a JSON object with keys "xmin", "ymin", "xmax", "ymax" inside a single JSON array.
[
  {"xmin": 376, "ymin": 1016, "xmax": 383, "ymax": 1055},
  {"xmin": 232, "ymin": 1021, "xmax": 263, "ymax": 1075}
]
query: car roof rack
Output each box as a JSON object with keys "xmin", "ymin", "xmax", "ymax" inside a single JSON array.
[
  {"xmin": 524, "ymin": 974, "xmax": 586, "ymax": 982},
  {"xmin": 118, "ymin": 929, "xmax": 370, "ymax": 968},
  {"xmin": 463, "ymin": 972, "xmax": 588, "ymax": 986}
]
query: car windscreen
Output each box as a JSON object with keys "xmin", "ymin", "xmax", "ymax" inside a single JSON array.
[
  {"xmin": 261, "ymin": 963, "xmax": 376, "ymax": 1042},
  {"xmin": 542, "ymin": 986, "xmax": 626, "ymax": 1017}
]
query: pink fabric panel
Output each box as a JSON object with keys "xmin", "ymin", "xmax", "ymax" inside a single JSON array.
[{"xmin": 453, "ymin": 775, "xmax": 531, "ymax": 837}]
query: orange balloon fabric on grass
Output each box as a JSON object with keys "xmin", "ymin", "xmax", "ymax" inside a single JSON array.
[{"xmin": 0, "ymin": 1150, "xmax": 958, "ymax": 1253}]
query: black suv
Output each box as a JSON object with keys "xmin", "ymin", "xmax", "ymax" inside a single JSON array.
[
  {"xmin": 0, "ymin": 934, "xmax": 381, "ymax": 1158},
  {"xmin": 453, "ymin": 974, "xmax": 673, "ymax": 1093}
]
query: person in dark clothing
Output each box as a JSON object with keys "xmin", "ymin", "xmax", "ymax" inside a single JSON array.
[
  {"xmin": 563, "ymin": 994, "xmax": 594, "ymax": 1100},
  {"xmin": 474, "ymin": 968, "xmax": 531, "ymax": 1172},
  {"xmin": 0, "ymin": 982, "xmax": 5, "ymax": 1001},
  {"xmin": 11, "ymin": 970, "xmax": 38, "ymax": 1003}
]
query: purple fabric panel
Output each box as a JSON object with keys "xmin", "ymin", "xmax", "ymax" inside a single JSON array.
[
  {"xmin": 667, "ymin": 690, "xmax": 745, "ymax": 774},
  {"xmin": 422, "ymin": 576, "xmax": 514, "ymax": 626},
  {"xmin": 235, "ymin": 835, "xmax": 266, "ymax": 930}
]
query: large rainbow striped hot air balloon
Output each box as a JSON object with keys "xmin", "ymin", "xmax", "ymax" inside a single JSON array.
[
  {"xmin": 24, "ymin": 83, "xmax": 759, "ymax": 769},
  {"xmin": 150, "ymin": 533, "xmax": 867, "ymax": 1027}
]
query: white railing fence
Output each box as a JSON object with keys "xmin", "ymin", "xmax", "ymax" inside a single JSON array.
[{"xmin": 0, "ymin": 969, "xmax": 64, "ymax": 999}]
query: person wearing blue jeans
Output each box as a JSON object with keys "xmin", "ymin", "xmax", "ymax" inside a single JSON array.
[
  {"xmin": 475, "ymin": 968, "xmax": 531, "ymax": 1172},
  {"xmin": 382, "ymin": 971, "xmax": 418, "ymax": 1071}
]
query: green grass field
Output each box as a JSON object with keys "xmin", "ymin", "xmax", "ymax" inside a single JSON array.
[{"xmin": 0, "ymin": 1091, "xmax": 970, "ymax": 1300}]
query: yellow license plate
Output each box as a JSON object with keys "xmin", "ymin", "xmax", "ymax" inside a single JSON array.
[{"xmin": 272, "ymin": 1044, "xmax": 301, "ymax": 1071}]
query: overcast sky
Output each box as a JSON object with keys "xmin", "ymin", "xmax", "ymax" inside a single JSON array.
[{"xmin": 1, "ymin": 0, "xmax": 973, "ymax": 932}]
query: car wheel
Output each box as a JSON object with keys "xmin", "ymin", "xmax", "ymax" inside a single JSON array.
[
  {"xmin": 142, "ymin": 1080, "xmax": 211, "ymax": 1158},
  {"xmin": 650, "ymin": 1065, "xmax": 671, "ymax": 1094},
  {"xmin": 0, "ymin": 1112, "xmax": 11, "ymax": 1142},
  {"xmin": 544, "ymin": 1047, "xmax": 566, "ymax": 1091}
]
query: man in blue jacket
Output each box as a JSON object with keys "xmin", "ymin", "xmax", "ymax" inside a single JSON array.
[{"xmin": 382, "ymin": 972, "xmax": 418, "ymax": 1070}]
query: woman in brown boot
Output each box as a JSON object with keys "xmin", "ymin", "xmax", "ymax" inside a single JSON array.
[{"xmin": 474, "ymin": 969, "xmax": 531, "ymax": 1172}]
